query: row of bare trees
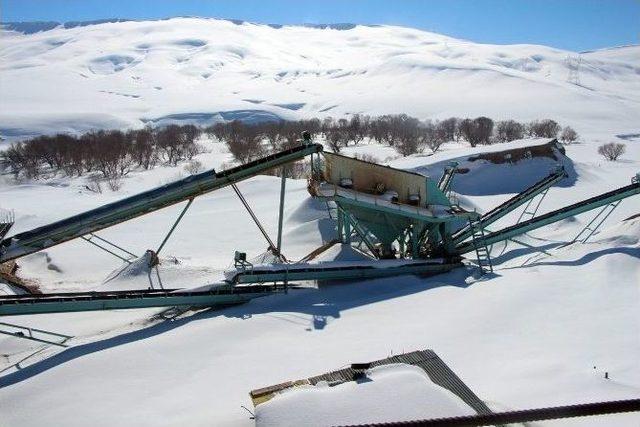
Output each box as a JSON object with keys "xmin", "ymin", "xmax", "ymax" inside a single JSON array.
[
  {"xmin": 208, "ymin": 115, "xmax": 578, "ymax": 162},
  {"xmin": 2, "ymin": 125, "xmax": 202, "ymax": 180},
  {"xmin": 1, "ymin": 115, "xmax": 580, "ymax": 183}
]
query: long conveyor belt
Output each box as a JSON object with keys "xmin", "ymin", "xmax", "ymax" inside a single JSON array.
[
  {"xmin": 455, "ymin": 180, "xmax": 640, "ymax": 254},
  {"xmin": 0, "ymin": 260, "xmax": 463, "ymax": 315},
  {"xmin": 0, "ymin": 144, "xmax": 323, "ymax": 263},
  {"xmin": 0, "ymin": 285, "xmax": 287, "ymax": 316},
  {"xmin": 230, "ymin": 260, "xmax": 461, "ymax": 284},
  {"xmin": 452, "ymin": 167, "xmax": 567, "ymax": 245}
]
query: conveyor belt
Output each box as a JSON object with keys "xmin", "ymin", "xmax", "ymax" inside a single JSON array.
[
  {"xmin": 0, "ymin": 144, "xmax": 322, "ymax": 263},
  {"xmin": 452, "ymin": 167, "xmax": 567, "ymax": 245},
  {"xmin": 0, "ymin": 285, "xmax": 286, "ymax": 316},
  {"xmin": 456, "ymin": 180, "xmax": 640, "ymax": 254},
  {"xmin": 230, "ymin": 260, "xmax": 461, "ymax": 284}
]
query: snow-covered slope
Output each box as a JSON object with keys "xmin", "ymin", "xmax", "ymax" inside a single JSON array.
[{"xmin": 1, "ymin": 17, "xmax": 639, "ymax": 139}]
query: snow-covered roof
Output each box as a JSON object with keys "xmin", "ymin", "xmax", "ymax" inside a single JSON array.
[{"xmin": 251, "ymin": 349, "xmax": 491, "ymax": 426}]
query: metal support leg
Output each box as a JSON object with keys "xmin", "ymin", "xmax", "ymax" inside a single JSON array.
[
  {"xmin": 91, "ymin": 234, "xmax": 138, "ymax": 258},
  {"xmin": 156, "ymin": 198, "xmax": 194, "ymax": 256},
  {"xmin": 82, "ymin": 236, "xmax": 133, "ymax": 263},
  {"xmin": 0, "ymin": 321, "xmax": 73, "ymax": 347},
  {"xmin": 276, "ymin": 167, "xmax": 287, "ymax": 254},
  {"xmin": 231, "ymin": 183, "xmax": 281, "ymax": 258},
  {"xmin": 572, "ymin": 200, "xmax": 622, "ymax": 244},
  {"xmin": 517, "ymin": 188, "xmax": 550, "ymax": 224}
]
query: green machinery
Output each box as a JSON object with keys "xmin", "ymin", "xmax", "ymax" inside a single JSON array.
[
  {"xmin": 312, "ymin": 150, "xmax": 640, "ymax": 272},
  {"xmin": 314, "ymin": 152, "xmax": 477, "ymax": 259},
  {"xmin": 1, "ymin": 138, "xmax": 639, "ymax": 318},
  {"xmin": 0, "ymin": 143, "xmax": 324, "ymax": 263}
]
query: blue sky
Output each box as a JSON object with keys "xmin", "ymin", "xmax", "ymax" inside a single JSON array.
[{"xmin": 1, "ymin": 0, "xmax": 638, "ymax": 51}]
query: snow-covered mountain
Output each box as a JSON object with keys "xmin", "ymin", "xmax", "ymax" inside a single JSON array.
[{"xmin": 1, "ymin": 17, "xmax": 639, "ymax": 139}]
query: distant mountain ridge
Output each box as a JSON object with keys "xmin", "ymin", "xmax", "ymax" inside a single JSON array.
[{"xmin": 1, "ymin": 18, "xmax": 363, "ymax": 35}]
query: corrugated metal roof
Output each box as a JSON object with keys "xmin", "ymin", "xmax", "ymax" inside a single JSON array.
[{"xmin": 249, "ymin": 349, "xmax": 492, "ymax": 416}]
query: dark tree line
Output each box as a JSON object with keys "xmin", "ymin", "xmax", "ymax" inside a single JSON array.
[
  {"xmin": 2, "ymin": 125, "xmax": 202, "ymax": 180},
  {"xmin": 207, "ymin": 114, "xmax": 561, "ymax": 161},
  {"xmin": 1, "ymin": 114, "xmax": 578, "ymax": 183}
]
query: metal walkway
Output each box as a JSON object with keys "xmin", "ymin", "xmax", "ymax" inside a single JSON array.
[{"xmin": 0, "ymin": 144, "xmax": 323, "ymax": 263}]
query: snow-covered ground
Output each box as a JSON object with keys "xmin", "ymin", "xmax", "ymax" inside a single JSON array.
[{"xmin": 0, "ymin": 17, "xmax": 639, "ymax": 427}]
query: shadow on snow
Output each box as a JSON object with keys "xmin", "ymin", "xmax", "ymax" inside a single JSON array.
[{"xmin": 0, "ymin": 266, "xmax": 475, "ymax": 388}]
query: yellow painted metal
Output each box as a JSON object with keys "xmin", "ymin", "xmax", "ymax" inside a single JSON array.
[{"xmin": 323, "ymin": 152, "xmax": 428, "ymax": 206}]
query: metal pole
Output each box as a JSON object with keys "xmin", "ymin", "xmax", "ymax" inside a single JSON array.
[
  {"xmin": 276, "ymin": 166, "xmax": 287, "ymax": 254},
  {"xmin": 156, "ymin": 198, "xmax": 194, "ymax": 256},
  {"xmin": 231, "ymin": 183, "xmax": 279, "ymax": 254},
  {"xmin": 81, "ymin": 236, "xmax": 132, "ymax": 263},
  {"xmin": 89, "ymin": 234, "xmax": 139, "ymax": 258}
]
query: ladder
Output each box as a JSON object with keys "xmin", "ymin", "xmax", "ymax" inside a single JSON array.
[{"xmin": 468, "ymin": 218, "xmax": 493, "ymax": 274}]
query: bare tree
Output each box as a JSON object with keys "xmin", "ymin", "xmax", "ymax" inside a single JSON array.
[
  {"xmin": 226, "ymin": 125, "xmax": 264, "ymax": 163},
  {"xmin": 496, "ymin": 120, "xmax": 525, "ymax": 142},
  {"xmin": 129, "ymin": 127, "xmax": 156, "ymax": 169},
  {"xmin": 419, "ymin": 121, "xmax": 445, "ymax": 153},
  {"xmin": 368, "ymin": 117, "xmax": 387, "ymax": 144},
  {"xmin": 156, "ymin": 125, "xmax": 184, "ymax": 165},
  {"xmin": 560, "ymin": 126, "xmax": 578, "ymax": 144},
  {"xmin": 89, "ymin": 130, "xmax": 133, "ymax": 178},
  {"xmin": 393, "ymin": 116, "xmax": 422, "ymax": 156},
  {"xmin": 438, "ymin": 118, "xmax": 458, "ymax": 142},
  {"xmin": 598, "ymin": 143, "xmax": 625, "ymax": 161},
  {"xmin": 261, "ymin": 121, "xmax": 284, "ymax": 151},
  {"xmin": 325, "ymin": 126, "xmax": 348, "ymax": 153},
  {"xmin": 346, "ymin": 114, "xmax": 367, "ymax": 145},
  {"xmin": 2, "ymin": 142, "xmax": 40, "ymax": 179},
  {"xmin": 528, "ymin": 119, "xmax": 561, "ymax": 138},
  {"xmin": 459, "ymin": 117, "xmax": 494, "ymax": 147}
]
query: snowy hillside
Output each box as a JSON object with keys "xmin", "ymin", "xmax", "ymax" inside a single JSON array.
[
  {"xmin": 1, "ymin": 17, "xmax": 639, "ymax": 139},
  {"xmin": 0, "ymin": 17, "xmax": 639, "ymax": 427}
]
